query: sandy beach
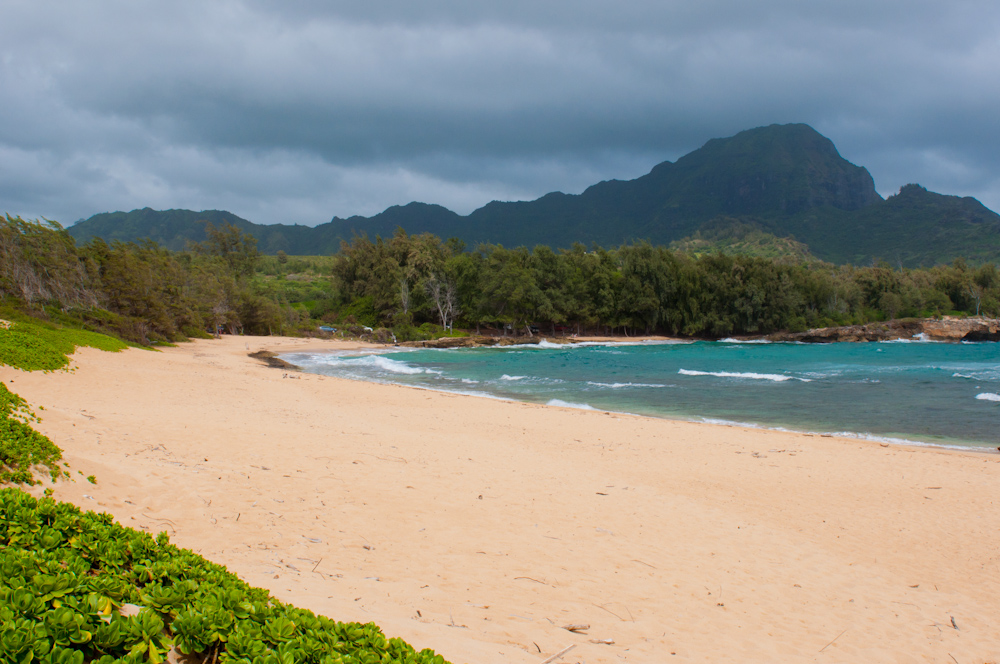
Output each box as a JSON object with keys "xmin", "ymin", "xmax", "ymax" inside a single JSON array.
[{"xmin": 4, "ymin": 336, "xmax": 1000, "ymax": 663}]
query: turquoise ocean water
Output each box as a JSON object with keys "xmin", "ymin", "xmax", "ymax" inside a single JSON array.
[{"xmin": 281, "ymin": 339, "xmax": 1000, "ymax": 450}]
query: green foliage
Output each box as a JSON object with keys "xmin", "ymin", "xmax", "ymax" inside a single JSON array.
[
  {"xmin": 0, "ymin": 320, "xmax": 124, "ymax": 485},
  {"xmin": 0, "ymin": 385, "xmax": 65, "ymax": 485},
  {"xmin": 0, "ymin": 321, "xmax": 127, "ymax": 373},
  {"xmin": 0, "ymin": 215, "xmax": 96, "ymax": 310},
  {"xmin": 0, "ymin": 489, "xmax": 448, "ymax": 664},
  {"xmin": 9, "ymin": 193, "xmax": 1000, "ymax": 344},
  {"xmin": 670, "ymin": 218, "xmax": 819, "ymax": 263}
]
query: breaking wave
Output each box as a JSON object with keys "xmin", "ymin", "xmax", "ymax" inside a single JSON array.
[{"xmin": 678, "ymin": 369, "xmax": 809, "ymax": 382}]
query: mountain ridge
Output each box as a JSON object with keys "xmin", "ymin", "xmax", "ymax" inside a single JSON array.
[{"xmin": 68, "ymin": 123, "xmax": 1000, "ymax": 266}]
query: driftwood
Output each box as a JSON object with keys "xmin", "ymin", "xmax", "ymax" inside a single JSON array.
[
  {"xmin": 561, "ymin": 623, "xmax": 589, "ymax": 633},
  {"xmin": 539, "ymin": 645, "xmax": 576, "ymax": 664}
]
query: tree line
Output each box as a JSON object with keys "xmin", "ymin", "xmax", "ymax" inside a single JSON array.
[
  {"xmin": 1, "ymin": 214, "xmax": 998, "ymax": 344},
  {"xmin": 331, "ymin": 229, "xmax": 999, "ymax": 338}
]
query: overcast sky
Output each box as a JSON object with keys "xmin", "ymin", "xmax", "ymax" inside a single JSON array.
[{"xmin": 2, "ymin": 1, "xmax": 999, "ymax": 227}]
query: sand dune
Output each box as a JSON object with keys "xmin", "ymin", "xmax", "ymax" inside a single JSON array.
[{"xmin": 4, "ymin": 336, "xmax": 1000, "ymax": 663}]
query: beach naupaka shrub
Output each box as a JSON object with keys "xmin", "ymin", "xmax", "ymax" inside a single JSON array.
[
  {"xmin": 0, "ymin": 385, "xmax": 66, "ymax": 485},
  {"xmin": 0, "ymin": 489, "xmax": 448, "ymax": 664},
  {"xmin": 0, "ymin": 320, "xmax": 128, "ymax": 373},
  {"xmin": 0, "ymin": 320, "xmax": 126, "ymax": 486}
]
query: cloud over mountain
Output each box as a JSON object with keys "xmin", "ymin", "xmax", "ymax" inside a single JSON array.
[{"xmin": 2, "ymin": 1, "xmax": 999, "ymax": 225}]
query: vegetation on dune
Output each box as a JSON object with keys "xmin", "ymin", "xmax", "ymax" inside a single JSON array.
[
  {"xmin": 0, "ymin": 489, "xmax": 448, "ymax": 664},
  {"xmin": 0, "ymin": 319, "xmax": 125, "ymax": 485},
  {"xmin": 0, "ymin": 321, "xmax": 128, "ymax": 373},
  {"xmin": 0, "ymin": 386, "xmax": 65, "ymax": 485}
]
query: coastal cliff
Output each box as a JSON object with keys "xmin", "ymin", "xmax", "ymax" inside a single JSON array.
[{"xmin": 767, "ymin": 316, "xmax": 1000, "ymax": 343}]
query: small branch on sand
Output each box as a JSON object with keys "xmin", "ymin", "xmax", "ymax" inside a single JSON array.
[
  {"xmin": 561, "ymin": 623, "xmax": 589, "ymax": 633},
  {"xmin": 539, "ymin": 645, "xmax": 576, "ymax": 664},
  {"xmin": 593, "ymin": 603, "xmax": 624, "ymax": 621},
  {"xmin": 593, "ymin": 602, "xmax": 634, "ymax": 622},
  {"xmin": 515, "ymin": 576, "xmax": 547, "ymax": 584},
  {"xmin": 819, "ymin": 628, "xmax": 849, "ymax": 652}
]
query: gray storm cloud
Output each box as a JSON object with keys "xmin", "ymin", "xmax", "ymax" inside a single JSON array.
[{"xmin": 1, "ymin": 0, "xmax": 999, "ymax": 225}]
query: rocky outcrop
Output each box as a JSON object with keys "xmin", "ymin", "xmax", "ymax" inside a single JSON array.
[
  {"xmin": 248, "ymin": 350, "xmax": 300, "ymax": 368},
  {"xmin": 400, "ymin": 335, "xmax": 575, "ymax": 349},
  {"xmin": 767, "ymin": 317, "xmax": 1000, "ymax": 343}
]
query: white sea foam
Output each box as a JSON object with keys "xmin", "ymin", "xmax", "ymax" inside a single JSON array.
[
  {"xmin": 678, "ymin": 369, "xmax": 809, "ymax": 382},
  {"xmin": 546, "ymin": 399, "xmax": 596, "ymax": 410},
  {"xmin": 296, "ymin": 353, "xmax": 432, "ymax": 376},
  {"xmin": 587, "ymin": 381, "xmax": 667, "ymax": 389},
  {"xmin": 569, "ymin": 339, "xmax": 692, "ymax": 348},
  {"xmin": 461, "ymin": 378, "xmax": 479, "ymax": 384},
  {"xmin": 880, "ymin": 333, "xmax": 936, "ymax": 343},
  {"xmin": 695, "ymin": 418, "xmax": 985, "ymax": 451},
  {"xmin": 500, "ymin": 374, "xmax": 527, "ymax": 381},
  {"xmin": 975, "ymin": 392, "xmax": 1000, "ymax": 402},
  {"xmin": 362, "ymin": 355, "xmax": 429, "ymax": 374},
  {"xmin": 719, "ymin": 338, "xmax": 772, "ymax": 344},
  {"xmin": 953, "ymin": 372, "xmax": 974, "ymax": 379}
]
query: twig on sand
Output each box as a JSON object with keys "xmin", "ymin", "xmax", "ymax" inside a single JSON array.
[
  {"xmin": 949, "ymin": 654, "xmax": 959, "ymax": 664},
  {"xmin": 593, "ymin": 602, "xmax": 634, "ymax": 622},
  {"xmin": 593, "ymin": 603, "xmax": 625, "ymax": 621},
  {"xmin": 561, "ymin": 623, "xmax": 589, "ymax": 633},
  {"xmin": 819, "ymin": 628, "xmax": 849, "ymax": 652},
  {"xmin": 515, "ymin": 576, "xmax": 547, "ymax": 584},
  {"xmin": 539, "ymin": 645, "xmax": 576, "ymax": 664}
]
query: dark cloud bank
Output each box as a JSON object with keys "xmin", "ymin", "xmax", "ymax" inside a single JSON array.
[{"xmin": 2, "ymin": 1, "xmax": 999, "ymax": 226}]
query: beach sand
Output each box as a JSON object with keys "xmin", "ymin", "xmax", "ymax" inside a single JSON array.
[{"xmin": 4, "ymin": 336, "xmax": 1000, "ymax": 663}]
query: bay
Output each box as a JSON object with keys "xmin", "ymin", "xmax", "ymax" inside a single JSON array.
[{"xmin": 282, "ymin": 339, "xmax": 1000, "ymax": 450}]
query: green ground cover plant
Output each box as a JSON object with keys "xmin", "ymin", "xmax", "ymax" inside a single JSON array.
[
  {"xmin": 0, "ymin": 320, "xmax": 127, "ymax": 485},
  {"xmin": 0, "ymin": 489, "xmax": 448, "ymax": 664},
  {"xmin": 0, "ymin": 321, "xmax": 128, "ymax": 373},
  {"xmin": 0, "ymin": 386, "xmax": 65, "ymax": 485}
]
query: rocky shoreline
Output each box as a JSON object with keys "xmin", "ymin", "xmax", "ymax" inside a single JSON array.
[
  {"xmin": 399, "ymin": 335, "xmax": 576, "ymax": 349},
  {"xmin": 766, "ymin": 316, "xmax": 1000, "ymax": 343},
  {"xmin": 402, "ymin": 317, "xmax": 1000, "ymax": 348}
]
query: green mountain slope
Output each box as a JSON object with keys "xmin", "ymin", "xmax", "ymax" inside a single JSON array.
[{"xmin": 67, "ymin": 124, "xmax": 1000, "ymax": 266}]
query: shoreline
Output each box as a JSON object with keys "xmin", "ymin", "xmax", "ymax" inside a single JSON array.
[
  {"xmin": 273, "ymin": 339, "xmax": 1000, "ymax": 455},
  {"xmin": 4, "ymin": 336, "xmax": 1000, "ymax": 662}
]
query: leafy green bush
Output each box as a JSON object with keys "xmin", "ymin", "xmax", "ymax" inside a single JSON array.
[
  {"xmin": 0, "ymin": 321, "xmax": 127, "ymax": 485},
  {"xmin": 0, "ymin": 386, "xmax": 66, "ymax": 485},
  {"xmin": 0, "ymin": 489, "xmax": 447, "ymax": 664},
  {"xmin": 0, "ymin": 322, "xmax": 128, "ymax": 372}
]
